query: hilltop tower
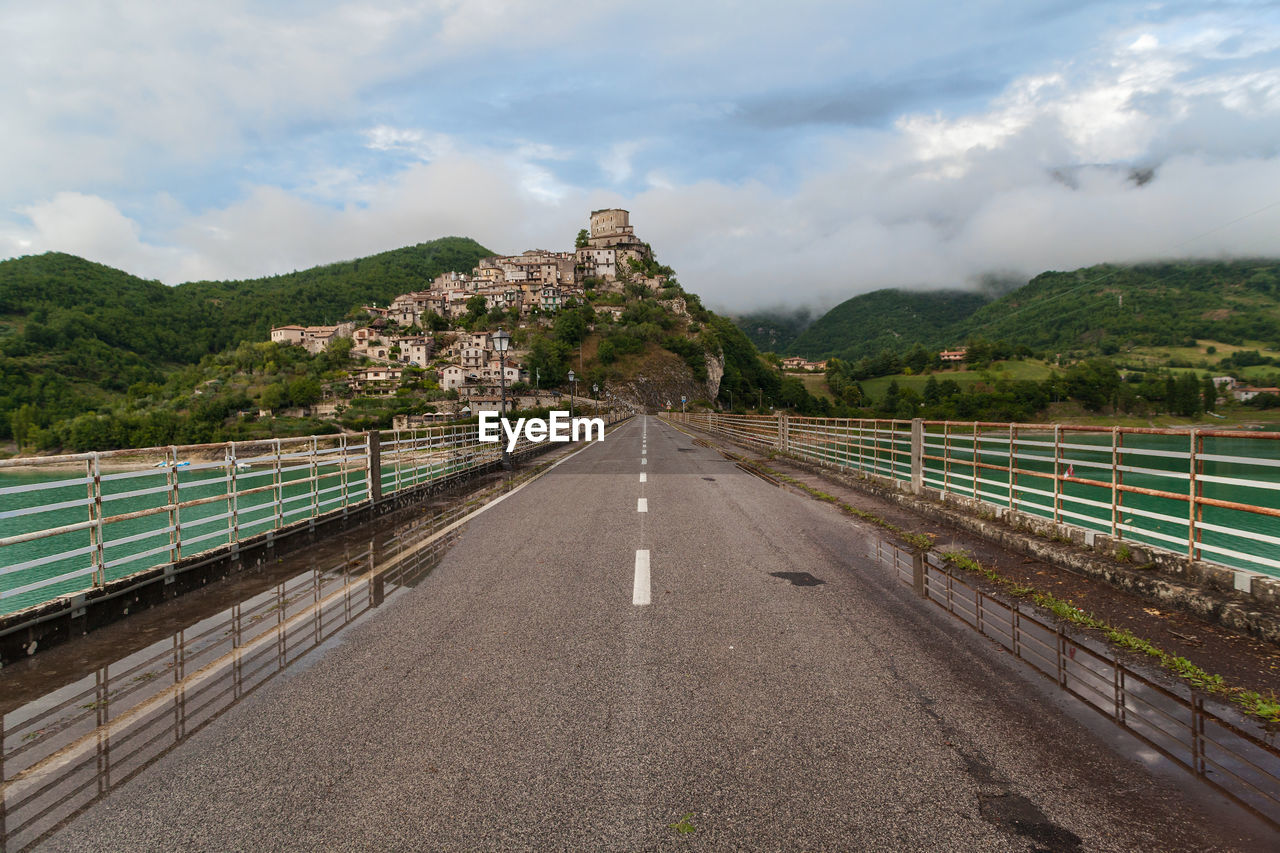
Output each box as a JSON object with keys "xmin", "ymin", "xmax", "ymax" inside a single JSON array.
[{"xmin": 577, "ymin": 209, "xmax": 652, "ymax": 286}]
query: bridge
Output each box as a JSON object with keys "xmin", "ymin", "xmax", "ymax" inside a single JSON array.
[{"xmin": 2, "ymin": 416, "xmax": 1279, "ymax": 849}]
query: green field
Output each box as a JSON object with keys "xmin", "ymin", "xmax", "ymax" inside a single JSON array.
[
  {"xmin": 859, "ymin": 360, "xmax": 1055, "ymax": 402},
  {"xmin": 1123, "ymin": 339, "xmax": 1280, "ymax": 369},
  {"xmin": 796, "ymin": 373, "xmax": 833, "ymax": 401}
]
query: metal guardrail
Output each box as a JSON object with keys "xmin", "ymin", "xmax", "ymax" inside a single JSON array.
[
  {"xmin": 1, "ymin": 413, "xmax": 627, "ymax": 616},
  {"xmin": 871, "ymin": 538, "xmax": 1280, "ymax": 826},
  {"xmin": 0, "ymin": 480, "xmax": 475, "ymax": 851},
  {"xmin": 665, "ymin": 412, "xmax": 1280, "ymax": 578}
]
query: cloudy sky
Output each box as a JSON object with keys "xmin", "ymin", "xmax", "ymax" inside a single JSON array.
[{"xmin": 2, "ymin": 1, "xmax": 1279, "ymax": 311}]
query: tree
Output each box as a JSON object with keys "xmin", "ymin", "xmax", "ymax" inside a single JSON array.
[
  {"xmin": 880, "ymin": 380, "xmax": 901, "ymax": 415},
  {"xmin": 923, "ymin": 375, "xmax": 941, "ymax": 406},
  {"xmin": 1202, "ymin": 375, "xmax": 1218, "ymax": 412},
  {"xmin": 1173, "ymin": 373, "xmax": 1203, "ymax": 417},
  {"xmin": 9, "ymin": 403, "xmax": 38, "ymax": 449},
  {"xmin": 260, "ymin": 383, "xmax": 287, "ymax": 411},
  {"xmin": 1064, "ymin": 359, "xmax": 1120, "ymax": 411},
  {"xmin": 575, "ymin": 229, "xmax": 589, "ymax": 249}
]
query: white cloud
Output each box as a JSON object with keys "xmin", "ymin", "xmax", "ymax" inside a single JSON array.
[
  {"xmin": 4, "ymin": 1, "xmax": 1280, "ymax": 319},
  {"xmin": 7, "ymin": 192, "xmax": 184, "ymax": 278}
]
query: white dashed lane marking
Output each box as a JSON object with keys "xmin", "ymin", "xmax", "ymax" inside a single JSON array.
[
  {"xmin": 637, "ymin": 498, "xmax": 648, "ymax": 513},
  {"xmin": 633, "ymin": 550, "xmax": 650, "ymax": 606}
]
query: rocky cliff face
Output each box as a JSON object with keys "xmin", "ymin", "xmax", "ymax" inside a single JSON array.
[
  {"xmin": 704, "ymin": 350, "xmax": 724, "ymax": 400},
  {"xmin": 608, "ymin": 349, "xmax": 722, "ymax": 412}
]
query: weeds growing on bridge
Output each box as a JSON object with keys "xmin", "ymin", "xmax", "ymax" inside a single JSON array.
[{"xmin": 939, "ymin": 550, "xmax": 1280, "ymax": 723}]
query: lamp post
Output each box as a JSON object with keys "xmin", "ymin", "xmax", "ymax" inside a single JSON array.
[
  {"xmin": 592, "ymin": 383, "xmax": 599, "ymax": 415},
  {"xmin": 492, "ymin": 328, "xmax": 511, "ymax": 468},
  {"xmin": 492, "ymin": 328, "xmax": 511, "ymax": 416},
  {"xmin": 568, "ymin": 370, "xmax": 576, "ymax": 419}
]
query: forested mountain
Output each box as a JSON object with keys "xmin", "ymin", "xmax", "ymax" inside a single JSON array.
[
  {"xmin": 785, "ymin": 289, "xmax": 989, "ymax": 361},
  {"xmin": 770, "ymin": 260, "xmax": 1280, "ymax": 361},
  {"xmin": 0, "ymin": 238, "xmax": 490, "ymax": 436},
  {"xmin": 957, "ymin": 261, "xmax": 1280, "ymax": 353},
  {"xmin": 733, "ymin": 307, "xmax": 813, "ymax": 352}
]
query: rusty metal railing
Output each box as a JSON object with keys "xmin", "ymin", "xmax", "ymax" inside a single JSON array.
[
  {"xmin": 872, "ymin": 538, "xmax": 1280, "ymax": 826},
  {"xmin": 664, "ymin": 412, "xmax": 1280, "ymax": 578},
  {"xmin": 0, "ymin": 479, "xmax": 476, "ymax": 851},
  {"xmin": 1, "ymin": 412, "xmax": 629, "ymax": 617}
]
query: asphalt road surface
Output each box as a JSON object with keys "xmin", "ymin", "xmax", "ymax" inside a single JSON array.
[{"xmin": 41, "ymin": 416, "xmax": 1275, "ymax": 851}]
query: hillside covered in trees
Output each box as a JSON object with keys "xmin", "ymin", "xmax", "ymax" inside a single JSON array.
[
  {"xmin": 0, "ymin": 237, "xmax": 829, "ymax": 452},
  {"xmin": 750, "ymin": 260, "xmax": 1280, "ymax": 363},
  {"xmin": 784, "ymin": 289, "xmax": 990, "ymax": 361},
  {"xmin": 0, "ymin": 238, "xmax": 491, "ymax": 444}
]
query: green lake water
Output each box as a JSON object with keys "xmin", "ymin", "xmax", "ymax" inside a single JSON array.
[{"xmin": 0, "ymin": 461, "xmax": 384, "ymax": 615}]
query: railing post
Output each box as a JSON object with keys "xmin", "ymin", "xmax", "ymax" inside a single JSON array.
[
  {"xmin": 340, "ymin": 434, "xmax": 350, "ymax": 515},
  {"xmin": 90, "ymin": 453, "xmax": 105, "ymax": 586},
  {"xmin": 942, "ymin": 421, "xmax": 950, "ymax": 493},
  {"xmin": 778, "ymin": 413, "xmax": 789, "ymax": 453},
  {"xmin": 1110, "ymin": 427, "xmax": 1119, "ymax": 537},
  {"xmin": 1008, "ymin": 424, "xmax": 1016, "ymax": 512},
  {"xmin": 1115, "ymin": 430, "xmax": 1125, "ymax": 540},
  {"xmin": 309, "ymin": 437, "xmax": 319, "ymax": 522},
  {"xmin": 367, "ymin": 430, "xmax": 382, "ymax": 505},
  {"xmin": 972, "ymin": 421, "xmax": 979, "ymax": 499},
  {"xmin": 1053, "ymin": 424, "xmax": 1062, "ymax": 524},
  {"xmin": 910, "ymin": 418, "xmax": 924, "ymax": 495},
  {"xmin": 272, "ymin": 439, "xmax": 283, "ymax": 532},
  {"xmin": 168, "ymin": 445, "xmax": 182, "ymax": 562},
  {"xmin": 1189, "ymin": 429, "xmax": 1200, "ymax": 561},
  {"xmin": 227, "ymin": 442, "xmax": 239, "ymax": 549}
]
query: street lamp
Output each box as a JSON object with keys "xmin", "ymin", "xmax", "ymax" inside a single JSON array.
[
  {"xmin": 568, "ymin": 369, "xmax": 576, "ymax": 419},
  {"xmin": 492, "ymin": 328, "xmax": 511, "ymax": 416},
  {"xmin": 592, "ymin": 383, "xmax": 599, "ymax": 415},
  {"xmin": 492, "ymin": 328, "xmax": 511, "ymax": 468}
]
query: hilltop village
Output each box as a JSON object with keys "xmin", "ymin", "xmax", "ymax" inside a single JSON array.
[{"xmin": 268, "ymin": 209, "xmax": 683, "ymax": 422}]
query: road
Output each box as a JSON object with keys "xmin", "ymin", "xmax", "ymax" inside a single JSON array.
[{"xmin": 41, "ymin": 416, "xmax": 1272, "ymax": 850}]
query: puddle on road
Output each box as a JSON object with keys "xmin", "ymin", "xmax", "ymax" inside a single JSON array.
[
  {"xmin": 868, "ymin": 537, "xmax": 1280, "ymax": 831},
  {"xmin": 769, "ymin": 571, "xmax": 825, "ymax": 587},
  {"xmin": 0, "ymin": 465, "xmax": 534, "ymax": 852}
]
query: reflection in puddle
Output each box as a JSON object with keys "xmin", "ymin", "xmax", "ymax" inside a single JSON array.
[
  {"xmin": 0, "ymin": 480, "xmax": 485, "ymax": 851},
  {"xmin": 869, "ymin": 538, "xmax": 1280, "ymax": 828}
]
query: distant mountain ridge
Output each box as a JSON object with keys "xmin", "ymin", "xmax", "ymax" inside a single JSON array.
[
  {"xmin": 748, "ymin": 260, "xmax": 1280, "ymax": 362},
  {"xmin": 785, "ymin": 289, "xmax": 989, "ymax": 361}
]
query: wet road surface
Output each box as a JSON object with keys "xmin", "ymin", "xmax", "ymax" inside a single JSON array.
[{"xmin": 17, "ymin": 417, "xmax": 1279, "ymax": 850}]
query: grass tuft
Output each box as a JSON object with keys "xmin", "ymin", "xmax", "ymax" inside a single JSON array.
[{"xmin": 939, "ymin": 550, "xmax": 1280, "ymax": 723}]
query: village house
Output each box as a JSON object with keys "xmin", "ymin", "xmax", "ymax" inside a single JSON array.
[
  {"xmin": 349, "ymin": 366, "xmax": 403, "ymax": 395},
  {"xmin": 1233, "ymin": 386, "xmax": 1280, "ymax": 402},
  {"xmin": 940, "ymin": 348, "xmax": 968, "ymax": 363},
  {"xmin": 270, "ymin": 325, "xmax": 305, "ymax": 345},
  {"xmin": 439, "ymin": 364, "xmax": 469, "ymax": 390},
  {"xmin": 395, "ymin": 337, "xmax": 432, "ymax": 366}
]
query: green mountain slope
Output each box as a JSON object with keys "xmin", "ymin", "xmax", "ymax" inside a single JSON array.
[
  {"xmin": 955, "ymin": 261, "xmax": 1280, "ymax": 352},
  {"xmin": 733, "ymin": 308, "xmax": 812, "ymax": 352},
  {"xmin": 787, "ymin": 289, "xmax": 990, "ymax": 360},
  {"xmin": 0, "ymin": 237, "xmax": 491, "ymax": 435},
  {"xmin": 785, "ymin": 260, "xmax": 1280, "ymax": 363}
]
